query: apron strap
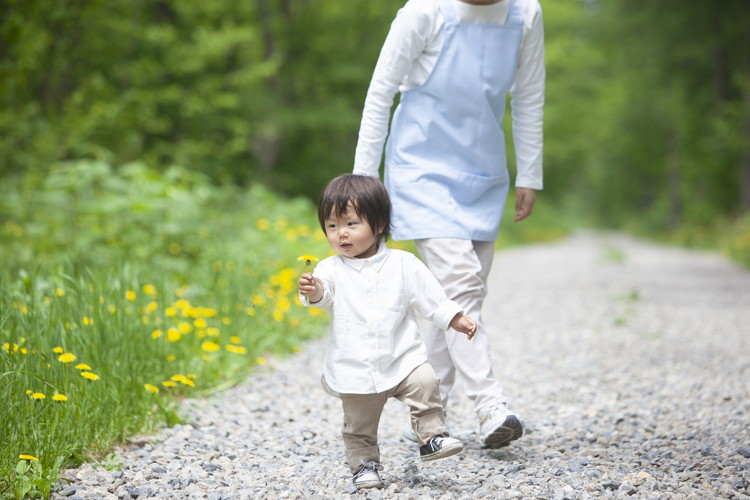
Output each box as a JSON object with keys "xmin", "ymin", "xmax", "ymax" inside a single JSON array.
[
  {"xmin": 506, "ymin": 0, "xmax": 524, "ymax": 27},
  {"xmin": 437, "ymin": 0, "xmax": 459, "ymax": 26}
]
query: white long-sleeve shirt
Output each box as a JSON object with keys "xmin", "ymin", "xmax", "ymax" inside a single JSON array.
[
  {"xmin": 353, "ymin": 0, "xmax": 545, "ymax": 190},
  {"xmin": 302, "ymin": 243, "xmax": 462, "ymax": 394}
]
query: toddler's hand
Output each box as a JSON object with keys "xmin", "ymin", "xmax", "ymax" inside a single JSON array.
[
  {"xmin": 298, "ymin": 272, "xmax": 317, "ymax": 296},
  {"xmin": 450, "ymin": 314, "xmax": 476, "ymax": 340}
]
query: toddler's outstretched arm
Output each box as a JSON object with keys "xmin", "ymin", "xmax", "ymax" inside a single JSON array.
[
  {"xmin": 450, "ymin": 313, "xmax": 476, "ymax": 340},
  {"xmin": 298, "ymin": 272, "xmax": 324, "ymax": 304}
]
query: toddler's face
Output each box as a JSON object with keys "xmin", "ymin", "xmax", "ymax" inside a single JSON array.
[{"xmin": 324, "ymin": 203, "xmax": 379, "ymax": 259}]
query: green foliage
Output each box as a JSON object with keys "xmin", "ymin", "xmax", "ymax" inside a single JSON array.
[
  {"xmin": 0, "ymin": 162, "xmax": 331, "ymax": 498},
  {"xmin": 12, "ymin": 456, "xmax": 65, "ymax": 500},
  {"xmin": 0, "ymin": 0, "xmax": 402, "ymax": 199}
]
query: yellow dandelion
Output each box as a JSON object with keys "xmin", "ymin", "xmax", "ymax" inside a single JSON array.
[
  {"xmin": 201, "ymin": 307, "xmax": 218, "ymax": 318},
  {"xmin": 108, "ymin": 305, "xmax": 117, "ymax": 314},
  {"xmin": 75, "ymin": 363, "xmax": 92, "ymax": 371},
  {"xmin": 201, "ymin": 341, "xmax": 220, "ymax": 353},
  {"xmin": 230, "ymin": 336, "xmax": 241, "ymax": 344},
  {"xmin": 171, "ymin": 375, "xmax": 195, "ymax": 387},
  {"xmin": 167, "ymin": 328, "xmax": 181, "ymax": 343},
  {"xmin": 80, "ymin": 372, "xmax": 100, "ymax": 381},
  {"xmin": 226, "ymin": 345, "xmax": 247, "ymax": 355},
  {"xmin": 55, "ymin": 288, "xmax": 65, "ymax": 297},
  {"xmin": 297, "ymin": 253, "xmax": 318, "ymax": 273},
  {"xmin": 53, "ymin": 346, "xmax": 63, "ymax": 354},
  {"xmin": 126, "ymin": 290, "xmax": 136, "ymax": 301},
  {"xmin": 151, "ymin": 329, "xmax": 163, "ymax": 339},
  {"xmin": 143, "ymin": 284, "xmax": 157, "ymax": 296},
  {"xmin": 251, "ymin": 295, "xmax": 265, "ymax": 306},
  {"xmin": 162, "ymin": 381, "xmax": 177, "ymax": 388},
  {"xmin": 25, "ymin": 389, "xmax": 32, "ymax": 395},
  {"xmin": 58, "ymin": 353, "xmax": 76, "ymax": 363},
  {"xmin": 256, "ymin": 357, "xmax": 267, "ymax": 366},
  {"xmin": 83, "ymin": 317, "xmax": 93, "ymax": 326},
  {"xmin": 175, "ymin": 299, "xmax": 190, "ymax": 309},
  {"xmin": 52, "ymin": 394, "xmax": 68, "ymax": 402},
  {"xmin": 206, "ymin": 327, "xmax": 220, "ymax": 337},
  {"xmin": 144, "ymin": 301, "xmax": 158, "ymax": 314},
  {"xmin": 20, "ymin": 304, "xmax": 28, "ymax": 315},
  {"xmin": 194, "ymin": 318, "xmax": 207, "ymax": 329},
  {"xmin": 144, "ymin": 384, "xmax": 159, "ymax": 394},
  {"xmin": 256, "ymin": 218, "xmax": 270, "ymax": 230},
  {"xmin": 245, "ymin": 307, "xmax": 256, "ymax": 317},
  {"xmin": 166, "ymin": 354, "xmax": 176, "ymax": 362},
  {"xmin": 19, "ymin": 455, "xmax": 39, "ymax": 461},
  {"xmin": 165, "ymin": 307, "xmax": 177, "ymax": 317},
  {"xmin": 31, "ymin": 392, "xmax": 46, "ymax": 400},
  {"xmin": 178, "ymin": 322, "xmax": 192, "ymax": 334}
]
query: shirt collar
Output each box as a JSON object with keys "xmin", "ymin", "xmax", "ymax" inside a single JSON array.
[{"xmin": 340, "ymin": 242, "xmax": 389, "ymax": 272}]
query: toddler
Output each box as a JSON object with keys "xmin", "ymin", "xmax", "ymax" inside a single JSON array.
[{"xmin": 298, "ymin": 174, "xmax": 476, "ymax": 490}]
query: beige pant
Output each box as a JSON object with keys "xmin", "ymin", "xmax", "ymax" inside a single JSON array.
[
  {"xmin": 415, "ymin": 238, "xmax": 508, "ymax": 414},
  {"xmin": 339, "ymin": 362, "xmax": 446, "ymax": 472}
]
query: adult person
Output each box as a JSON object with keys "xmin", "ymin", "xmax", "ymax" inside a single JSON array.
[{"xmin": 352, "ymin": 0, "xmax": 544, "ymax": 449}]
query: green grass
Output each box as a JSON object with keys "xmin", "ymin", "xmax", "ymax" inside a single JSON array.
[{"xmin": 0, "ymin": 161, "xmax": 331, "ymax": 499}]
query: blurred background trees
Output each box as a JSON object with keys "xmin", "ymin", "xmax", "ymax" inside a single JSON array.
[{"xmin": 1, "ymin": 0, "xmax": 749, "ymax": 239}]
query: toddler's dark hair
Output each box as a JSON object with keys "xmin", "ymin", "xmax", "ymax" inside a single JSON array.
[{"xmin": 317, "ymin": 174, "xmax": 391, "ymax": 242}]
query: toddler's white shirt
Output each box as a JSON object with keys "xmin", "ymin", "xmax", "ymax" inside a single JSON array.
[
  {"xmin": 302, "ymin": 243, "xmax": 462, "ymax": 394},
  {"xmin": 354, "ymin": 0, "xmax": 545, "ymax": 190}
]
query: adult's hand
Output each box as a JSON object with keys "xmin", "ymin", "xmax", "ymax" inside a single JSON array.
[{"xmin": 514, "ymin": 188, "xmax": 537, "ymax": 222}]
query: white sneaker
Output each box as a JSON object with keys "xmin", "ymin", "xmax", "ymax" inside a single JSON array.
[
  {"xmin": 352, "ymin": 461, "xmax": 383, "ymax": 490},
  {"xmin": 479, "ymin": 406, "xmax": 523, "ymax": 449},
  {"xmin": 402, "ymin": 420, "xmax": 418, "ymax": 443}
]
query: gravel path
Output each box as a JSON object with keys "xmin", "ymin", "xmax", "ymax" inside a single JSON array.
[{"xmin": 53, "ymin": 232, "xmax": 750, "ymax": 499}]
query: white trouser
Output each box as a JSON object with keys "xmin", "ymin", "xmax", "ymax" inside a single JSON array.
[{"xmin": 414, "ymin": 238, "xmax": 507, "ymax": 415}]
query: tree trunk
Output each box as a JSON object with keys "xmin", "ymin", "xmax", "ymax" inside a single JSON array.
[{"xmin": 741, "ymin": 52, "xmax": 750, "ymax": 212}]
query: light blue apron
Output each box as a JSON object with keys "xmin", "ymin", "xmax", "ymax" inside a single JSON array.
[{"xmin": 385, "ymin": 0, "xmax": 523, "ymax": 241}]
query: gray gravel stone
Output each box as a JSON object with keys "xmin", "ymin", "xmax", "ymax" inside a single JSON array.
[{"xmin": 51, "ymin": 233, "xmax": 750, "ymax": 499}]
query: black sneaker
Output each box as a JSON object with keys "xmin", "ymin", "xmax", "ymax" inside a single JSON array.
[{"xmin": 419, "ymin": 434, "xmax": 463, "ymax": 462}]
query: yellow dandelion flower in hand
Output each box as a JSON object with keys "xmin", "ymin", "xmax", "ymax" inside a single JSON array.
[{"xmin": 297, "ymin": 254, "xmax": 319, "ymax": 272}]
